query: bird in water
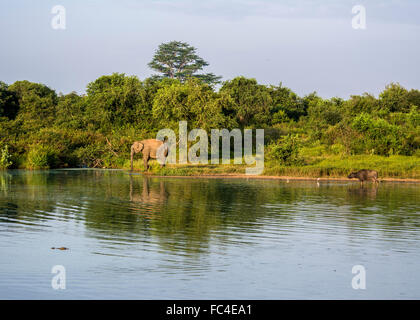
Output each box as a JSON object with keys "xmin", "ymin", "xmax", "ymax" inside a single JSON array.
[
  {"xmin": 317, "ymin": 178, "xmax": 320, "ymax": 187},
  {"xmin": 51, "ymin": 247, "xmax": 69, "ymax": 250}
]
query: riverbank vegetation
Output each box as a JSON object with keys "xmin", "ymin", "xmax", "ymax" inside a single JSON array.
[{"xmin": 0, "ymin": 42, "xmax": 419, "ymax": 178}]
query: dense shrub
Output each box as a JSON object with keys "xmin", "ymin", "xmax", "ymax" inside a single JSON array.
[
  {"xmin": 0, "ymin": 145, "xmax": 13, "ymax": 169},
  {"xmin": 26, "ymin": 145, "xmax": 59, "ymax": 169},
  {"xmin": 351, "ymin": 113, "xmax": 405, "ymax": 155},
  {"xmin": 0, "ymin": 75, "xmax": 418, "ymax": 169},
  {"xmin": 266, "ymin": 135, "xmax": 302, "ymax": 165}
]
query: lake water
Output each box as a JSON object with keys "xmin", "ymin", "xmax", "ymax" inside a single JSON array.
[{"xmin": 0, "ymin": 169, "xmax": 419, "ymax": 299}]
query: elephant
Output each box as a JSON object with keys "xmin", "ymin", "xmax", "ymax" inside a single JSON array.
[{"xmin": 130, "ymin": 138, "xmax": 168, "ymax": 171}]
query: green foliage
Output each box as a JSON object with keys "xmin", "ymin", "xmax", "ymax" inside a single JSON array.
[
  {"xmin": 148, "ymin": 41, "xmax": 221, "ymax": 85},
  {"xmin": 0, "ymin": 81, "xmax": 19, "ymax": 119},
  {"xmin": 0, "ymin": 58, "xmax": 418, "ymax": 174},
  {"xmin": 85, "ymin": 73, "xmax": 147, "ymax": 132},
  {"xmin": 344, "ymin": 93, "xmax": 379, "ymax": 117},
  {"xmin": 270, "ymin": 84, "xmax": 306, "ymax": 121},
  {"xmin": 306, "ymin": 97, "xmax": 343, "ymax": 127},
  {"xmin": 299, "ymin": 141, "xmax": 327, "ymax": 158},
  {"xmin": 8, "ymin": 80, "xmax": 57, "ymax": 131},
  {"xmin": 55, "ymin": 92, "xmax": 86, "ymax": 129},
  {"xmin": 152, "ymin": 78, "xmax": 235, "ymax": 131},
  {"xmin": 26, "ymin": 145, "xmax": 59, "ymax": 169},
  {"xmin": 266, "ymin": 134, "xmax": 301, "ymax": 165},
  {"xmin": 0, "ymin": 145, "xmax": 13, "ymax": 169},
  {"xmin": 263, "ymin": 155, "xmax": 420, "ymax": 179},
  {"xmin": 351, "ymin": 113, "xmax": 405, "ymax": 155},
  {"xmin": 379, "ymin": 83, "xmax": 410, "ymax": 113},
  {"xmin": 220, "ymin": 77, "xmax": 272, "ymax": 127},
  {"xmin": 329, "ymin": 143, "xmax": 346, "ymax": 156},
  {"xmin": 271, "ymin": 109, "xmax": 289, "ymax": 124}
]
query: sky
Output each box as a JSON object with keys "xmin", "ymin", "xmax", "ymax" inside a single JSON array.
[{"xmin": 0, "ymin": 0, "xmax": 419, "ymax": 98}]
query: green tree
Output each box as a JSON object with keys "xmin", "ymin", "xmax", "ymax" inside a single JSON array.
[
  {"xmin": 266, "ymin": 134, "xmax": 301, "ymax": 165},
  {"xmin": 148, "ymin": 41, "xmax": 221, "ymax": 85},
  {"xmin": 307, "ymin": 97, "xmax": 343, "ymax": 127},
  {"xmin": 0, "ymin": 82, "xmax": 19, "ymax": 120},
  {"xmin": 152, "ymin": 78, "xmax": 234, "ymax": 131},
  {"xmin": 343, "ymin": 93, "xmax": 379, "ymax": 117},
  {"xmin": 379, "ymin": 83, "xmax": 410, "ymax": 113},
  {"xmin": 55, "ymin": 92, "xmax": 86, "ymax": 129},
  {"xmin": 351, "ymin": 113, "xmax": 403, "ymax": 155},
  {"xmin": 85, "ymin": 73, "xmax": 148, "ymax": 132},
  {"xmin": 8, "ymin": 80, "xmax": 57, "ymax": 130},
  {"xmin": 220, "ymin": 77, "xmax": 272, "ymax": 128},
  {"xmin": 269, "ymin": 84, "xmax": 306, "ymax": 122},
  {"xmin": 406, "ymin": 89, "xmax": 420, "ymax": 108}
]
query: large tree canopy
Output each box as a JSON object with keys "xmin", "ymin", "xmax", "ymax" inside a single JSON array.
[
  {"xmin": 220, "ymin": 77, "xmax": 273, "ymax": 127},
  {"xmin": 148, "ymin": 41, "xmax": 221, "ymax": 85},
  {"xmin": 8, "ymin": 80, "xmax": 57, "ymax": 130},
  {"xmin": 85, "ymin": 73, "xmax": 148, "ymax": 131},
  {"xmin": 0, "ymin": 81, "xmax": 19, "ymax": 120}
]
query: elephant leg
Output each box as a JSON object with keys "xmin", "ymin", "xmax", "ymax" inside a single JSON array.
[
  {"xmin": 157, "ymin": 153, "xmax": 166, "ymax": 168},
  {"xmin": 143, "ymin": 156, "xmax": 149, "ymax": 171}
]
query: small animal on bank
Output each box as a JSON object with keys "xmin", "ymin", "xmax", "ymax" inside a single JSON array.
[
  {"xmin": 348, "ymin": 169, "xmax": 379, "ymax": 185},
  {"xmin": 131, "ymin": 138, "xmax": 168, "ymax": 171}
]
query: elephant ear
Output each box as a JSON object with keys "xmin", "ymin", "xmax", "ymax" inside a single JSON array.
[{"xmin": 132, "ymin": 141, "xmax": 144, "ymax": 153}]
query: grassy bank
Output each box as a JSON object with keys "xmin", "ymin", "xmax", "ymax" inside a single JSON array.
[{"xmin": 124, "ymin": 155, "xmax": 420, "ymax": 180}]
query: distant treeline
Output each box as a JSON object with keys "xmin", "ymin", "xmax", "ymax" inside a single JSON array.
[{"xmin": 0, "ymin": 74, "xmax": 419, "ymax": 169}]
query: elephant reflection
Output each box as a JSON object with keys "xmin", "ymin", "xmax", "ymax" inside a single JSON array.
[{"xmin": 129, "ymin": 176, "xmax": 168, "ymax": 206}]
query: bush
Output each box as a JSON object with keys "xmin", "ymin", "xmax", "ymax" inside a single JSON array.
[
  {"xmin": 329, "ymin": 143, "xmax": 346, "ymax": 156},
  {"xmin": 0, "ymin": 145, "xmax": 13, "ymax": 169},
  {"xmin": 299, "ymin": 141, "xmax": 326, "ymax": 158},
  {"xmin": 26, "ymin": 145, "xmax": 59, "ymax": 169},
  {"xmin": 73, "ymin": 145, "xmax": 106, "ymax": 168},
  {"xmin": 351, "ymin": 113, "xmax": 404, "ymax": 155},
  {"xmin": 266, "ymin": 134, "xmax": 301, "ymax": 165}
]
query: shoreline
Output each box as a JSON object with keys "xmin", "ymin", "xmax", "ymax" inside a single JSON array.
[
  {"xmin": 132, "ymin": 172, "xmax": 420, "ymax": 183},
  {"xmin": 6, "ymin": 168, "xmax": 420, "ymax": 183}
]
